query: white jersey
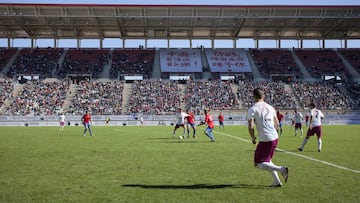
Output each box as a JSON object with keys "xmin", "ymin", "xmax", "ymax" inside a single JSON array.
[
  {"xmin": 175, "ymin": 112, "xmax": 189, "ymax": 125},
  {"xmin": 294, "ymin": 112, "xmax": 303, "ymax": 124},
  {"xmin": 248, "ymin": 101, "xmax": 278, "ymax": 142},
  {"xmin": 59, "ymin": 115, "xmax": 65, "ymax": 122},
  {"xmin": 310, "ymin": 108, "xmax": 324, "ymax": 127}
]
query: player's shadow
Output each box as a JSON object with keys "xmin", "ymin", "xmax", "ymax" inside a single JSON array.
[{"xmin": 122, "ymin": 183, "xmax": 267, "ymax": 190}]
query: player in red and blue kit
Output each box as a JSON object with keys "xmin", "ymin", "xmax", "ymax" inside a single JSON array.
[
  {"xmin": 186, "ymin": 109, "xmax": 196, "ymax": 138},
  {"xmin": 82, "ymin": 111, "xmax": 94, "ymax": 136},
  {"xmin": 198, "ymin": 108, "xmax": 215, "ymax": 142}
]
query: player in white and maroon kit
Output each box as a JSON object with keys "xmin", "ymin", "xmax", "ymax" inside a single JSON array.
[
  {"xmin": 294, "ymin": 109, "xmax": 303, "ymax": 137},
  {"xmin": 59, "ymin": 113, "xmax": 66, "ymax": 131},
  {"xmin": 298, "ymin": 102, "xmax": 325, "ymax": 152},
  {"xmin": 248, "ymin": 88, "xmax": 289, "ymax": 187},
  {"xmin": 172, "ymin": 108, "xmax": 189, "ymax": 139}
]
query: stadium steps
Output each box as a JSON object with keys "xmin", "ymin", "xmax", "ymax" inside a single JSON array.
[
  {"xmin": 231, "ymin": 83, "xmax": 242, "ymax": 108},
  {"xmin": 284, "ymin": 84, "xmax": 302, "ymax": 109},
  {"xmin": 151, "ymin": 50, "xmax": 161, "ymax": 79},
  {"xmin": 245, "ymin": 50, "xmax": 265, "ymax": 82},
  {"xmin": 53, "ymin": 49, "xmax": 68, "ymax": 77},
  {"xmin": 121, "ymin": 83, "xmax": 132, "ymax": 114},
  {"xmin": 60, "ymin": 83, "xmax": 77, "ymax": 113},
  {"xmin": 0, "ymin": 48, "xmax": 21, "ymax": 76},
  {"xmin": 0, "ymin": 83, "xmax": 24, "ymax": 114},
  {"xmin": 99, "ymin": 49, "xmax": 113, "ymax": 79},
  {"xmin": 335, "ymin": 50, "xmax": 360, "ymax": 82},
  {"xmin": 289, "ymin": 49, "xmax": 315, "ymax": 82},
  {"xmin": 178, "ymin": 84, "xmax": 187, "ymax": 110}
]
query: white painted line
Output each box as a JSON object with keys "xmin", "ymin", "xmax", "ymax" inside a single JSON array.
[{"xmin": 214, "ymin": 130, "xmax": 360, "ymax": 174}]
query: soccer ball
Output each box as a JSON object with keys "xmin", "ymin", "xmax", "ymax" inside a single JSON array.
[{"xmin": 179, "ymin": 136, "xmax": 183, "ymax": 140}]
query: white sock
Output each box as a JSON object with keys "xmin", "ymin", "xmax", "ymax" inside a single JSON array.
[
  {"xmin": 269, "ymin": 171, "xmax": 282, "ymax": 185},
  {"xmin": 256, "ymin": 162, "xmax": 282, "ymax": 172},
  {"xmin": 318, "ymin": 138, "xmax": 322, "ymax": 151}
]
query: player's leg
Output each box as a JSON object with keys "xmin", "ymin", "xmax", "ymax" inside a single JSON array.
[
  {"xmin": 316, "ymin": 126, "xmax": 322, "ymax": 152},
  {"xmin": 298, "ymin": 129, "xmax": 312, "ymax": 151},
  {"xmin": 204, "ymin": 127, "xmax": 215, "ymax": 141},
  {"xmin": 88, "ymin": 126, "xmax": 94, "ymax": 136},
  {"xmin": 83, "ymin": 125, "xmax": 87, "ymax": 136},
  {"xmin": 192, "ymin": 125, "xmax": 196, "ymax": 137}
]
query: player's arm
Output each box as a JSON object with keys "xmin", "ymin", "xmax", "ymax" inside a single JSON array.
[
  {"xmin": 248, "ymin": 118, "xmax": 256, "ymax": 144},
  {"xmin": 273, "ymin": 116, "xmax": 279, "ymax": 131}
]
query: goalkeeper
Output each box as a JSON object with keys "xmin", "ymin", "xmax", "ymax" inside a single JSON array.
[{"xmin": 197, "ymin": 108, "xmax": 215, "ymax": 142}]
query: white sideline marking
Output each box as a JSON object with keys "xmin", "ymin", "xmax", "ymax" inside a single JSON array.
[{"xmin": 214, "ymin": 131, "xmax": 360, "ymax": 174}]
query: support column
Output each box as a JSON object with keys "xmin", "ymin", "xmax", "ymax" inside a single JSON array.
[
  {"xmin": 233, "ymin": 39, "xmax": 236, "ymax": 48},
  {"xmin": 31, "ymin": 38, "xmax": 35, "ymax": 48},
  {"xmin": 100, "ymin": 38, "xmax": 103, "ymax": 49},
  {"xmin": 211, "ymin": 39, "xmax": 214, "ymax": 49},
  {"xmin": 54, "ymin": 38, "xmax": 57, "ymax": 48},
  {"xmin": 7, "ymin": 36, "xmax": 11, "ymax": 48},
  {"xmin": 122, "ymin": 39, "xmax": 125, "ymax": 48},
  {"xmin": 77, "ymin": 38, "xmax": 80, "ymax": 48}
]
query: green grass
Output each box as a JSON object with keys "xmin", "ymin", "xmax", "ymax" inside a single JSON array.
[{"xmin": 0, "ymin": 125, "xmax": 359, "ymax": 203}]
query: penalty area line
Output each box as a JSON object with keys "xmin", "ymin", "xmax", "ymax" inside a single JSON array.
[{"xmin": 213, "ymin": 130, "xmax": 360, "ymax": 174}]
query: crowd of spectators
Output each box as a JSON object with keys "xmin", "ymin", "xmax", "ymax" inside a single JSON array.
[
  {"xmin": 292, "ymin": 82, "xmax": 355, "ymax": 110},
  {"xmin": 58, "ymin": 49, "xmax": 110, "ymax": 78},
  {"xmin": 0, "ymin": 48, "xmax": 17, "ymax": 73},
  {"xmin": 0, "ymin": 78, "xmax": 15, "ymax": 112},
  {"xmin": 127, "ymin": 80, "xmax": 181, "ymax": 114},
  {"xmin": 250, "ymin": 49, "xmax": 302, "ymax": 79},
  {"xmin": 7, "ymin": 48, "xmax": 63, "ymax": 79},
  {"xmin": 295, "ymin": 49, "xmax": 350, "ymax": 79},
  {"xmin": 345, "ymin": 81, "xmax": 360, "ymax": 107},
  {"xmin": 338, "ymin": 48, "xmax": 360, "ymax": 76},
  {"xmin": 238, "ymin": 81, "xmax": 297, "ymax": 110},
  {"xmin": 69, "ymin": 80, "xmax": 124, "ymax": 115},
  {"xmin": 110, "ymin": 49, "xmax": 155, "ymax": 79},
  {"xmin": 5, "ymin": 80, "xmax": 70, "ymax": 116},
  {"xmin": 184, "ymin": 80, "xmax": 238, "ymax": 114}
]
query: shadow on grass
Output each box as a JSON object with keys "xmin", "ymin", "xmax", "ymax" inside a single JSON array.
[{"xmin": 122, "ymin": 183, "xmax": 269, "ymax": 189}]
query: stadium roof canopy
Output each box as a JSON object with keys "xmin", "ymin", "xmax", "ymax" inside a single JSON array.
[{"xmin": 0, "ymin": 3, "xmax": 359, "ymax": 40}]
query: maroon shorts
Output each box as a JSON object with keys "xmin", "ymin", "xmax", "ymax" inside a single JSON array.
[
  {"xmin": 60, "ymin": 121, "xmax": 65, "ymax": 126},
  {"xmin": 295, "ymin": 123, "xmax": 302, "ymax": 129},
  {"xmin": 174, "ymin": 124, "xmax": 185, "ymax": 130},
  {"xmin": 254, "ymin": 139, "xmax": 278, "ymax": 164},
  {"xmin": 307, "ymin": 126, "xmax": 322, "ymax": 138}
]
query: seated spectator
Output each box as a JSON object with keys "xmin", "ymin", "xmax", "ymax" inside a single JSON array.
[
  {"xmin": 7, "ymin": 48, "xmax": 63, "ymax": 78},
  {"xmin": 127, "ymin": 80, "xmax": 180, "ymax": 114},
  {"xmin": 68, "ymin": 80, "xmax": 124, "ymax": 115}
]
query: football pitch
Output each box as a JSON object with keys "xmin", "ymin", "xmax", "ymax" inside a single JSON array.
[{"xmin": 0, "ymin": 125, "xmax": 359, "ymax": 203}]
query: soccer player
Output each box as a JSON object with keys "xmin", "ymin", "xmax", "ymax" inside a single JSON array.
[
  {"xmin": 186, "ymin": 109, "xmax": 196, "ymax": 138},
  {"xmin": 305, "ymin": 113, "xmax": 310, "ymax": 126},
  {"xmin": 298, "ymin": 102, "xmax": 325, "ymax": 152},
  {"xmin": 248, "ymin": 88, "xmax": 289, "ymax": 187},
  {"xmin": 105, "ymin": 117, "xmax": 110, "ymax": 126},
  {"xmin": 218, "ymin": 112, "xmax": 225, "ymax": 130},
  {"xmin": 294, "ymin": 109, "xmax": 304, "ymax": 137},
  {"xmin": 82, "ymin": 111, "xmax": 94, "ymax": 136},
  {"xmin": 198, "ymin": 108, "xmax": 215, "ymax": 142},
  {"xmin": 59, "ymin": 113, "xmax": 66, "ymax": 131},
  {"xmin": 173, "ymin": 108, "xmax": 189, "ymax": 139},
  {"xmin": 276, "ymin": 109, "xmax": 284, "ymax": 136}
]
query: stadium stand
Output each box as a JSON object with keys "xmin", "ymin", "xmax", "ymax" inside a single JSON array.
[
  {"xmin": 68, "ymin": 80, "xmax": 124, "ymax": 115},
  {"xmin": 110, "ymin": 49, "xmax": 155, "ymax": 79},
  {"xmin": 249, "ymin": 48, "xmax": 302, "ymax": 80},
  {"xmin": 58, "ymin": 48, "xmax": 110, "ymax": 79},
  {"xmin": 0, "ymin": 48, "xmax": 17, "ymax": 73},
  {"xmin": 5, "ymin": 80, "xmax": 70, "ymax": 116},
  {"xmin": 184, "ymin": 80, "xmax": 238, "ymax": 114},
  {"xmin": 291, "ymin": 81, "xmax": 355, "ymax": 110},
  {"xmin": 127, "ymin": 80, "xmax": 181, "ymax": 115},
  {"xmin": 238, "ymin": 81, "xmax": 297, "ymax": 110},
  {"xmin": 294, "ymin": 49, "xmax": 351, "ymax": 80},
  {"xmin": 6, "ymin": 48, "xmax": 63, "ymax": 79}
]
